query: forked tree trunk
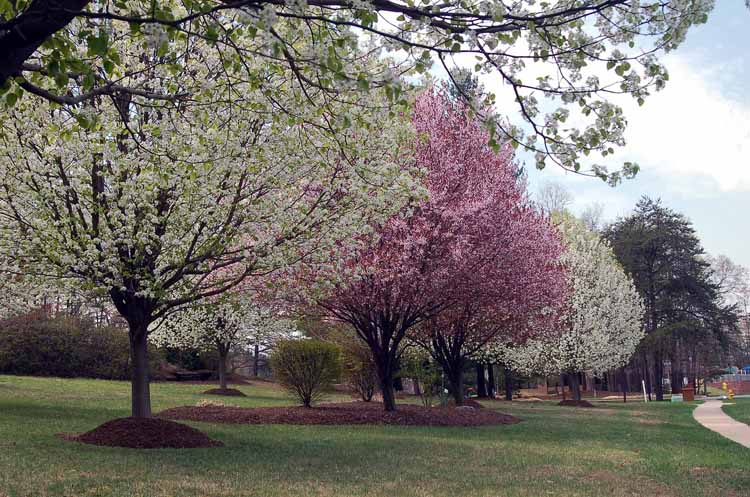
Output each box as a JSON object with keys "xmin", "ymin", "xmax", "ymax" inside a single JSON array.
[
  {"xmin": 129, "ymin": 325, "xmax": 151, "ymax": 418},
  {"xmin": 476, "ymin": 363, "xmax": 488, "ymax": 398}
]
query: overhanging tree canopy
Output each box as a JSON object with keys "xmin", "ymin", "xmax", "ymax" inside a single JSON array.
[{"xmin": 0, "ymin": 0, "xmax": 715, "ymax": 181}]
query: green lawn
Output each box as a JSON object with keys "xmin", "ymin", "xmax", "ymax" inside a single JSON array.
[
  {"xmin": 1, "ymin": 375, "xmax": 749, "ymax": 497},
  {"xmin": 723, "ymin": 398, "xmax": 750, "ymax": 425}
]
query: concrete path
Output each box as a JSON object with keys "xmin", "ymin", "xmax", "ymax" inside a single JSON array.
[{"xmin": 693, "ymin": 399, "xmax": 750, "ymax": 448}]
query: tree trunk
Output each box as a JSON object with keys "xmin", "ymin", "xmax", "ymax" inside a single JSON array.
[
  {"xmin": 569, "ymin": 372, "xmax": 582, "ymax": 401},
  {"xmin": 487, "ymin": 364, "xmax": 496, "ymax": 398},
  {"xmin": 379, "ymin": 375, "xmax": 397, "ymax": 412},
  {"xmin": 218, "ymin": 346, "xmax": 228, "ymax": 390},
  {"xmin": 413, "ymin": 377, "xmax": 422, "ymax": 396},
  {"xmin": 448, "ymin": 367, "xmax": 464, "ymax": 406},
  {"xmin": 671, "ymin": 367, "xmax": 683, "ymax": 395},
  {"xmin": 585, "ymin": 373, "xmax": 595, "ymax": 394},
  {"xmin": 374, "ymin": 356, "xmax": 397, "ymax": 411},
  {"xmin": 504, "ymin": 365, "xmax": 513, "ymax": 401},
  {"xmin": 642, "ymin": 354, "xmax": 653, "ymax": 401},
  {"xmin": 253, "ymin": 342, "xmax": 260, "ymax": 377},
  {"xmin": 129, "ymin": 326, "xmax": 151, "ymax": 418},
  {"xmin": 560, "ymin": 373, "xmax": 567, "ymax": 400},
  {"xmin": 476, "ymin": 363, "xmax": 487, "ymax": 398},
  {"xmin": 654, "ymin": 350, "xmax": 664, "ymax": 401}
]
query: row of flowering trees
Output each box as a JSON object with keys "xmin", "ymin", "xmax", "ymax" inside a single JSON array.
[
  {"xmin": 0, "ymin": 75, "xmax": 647, "ymax": 417},
  {"xmin": 477, "ymin": 213, "xmax": 645, "ymax": 401},
  {"xmin": 319, "ymin": 90, "xmax": 569, "ymax": 410}
]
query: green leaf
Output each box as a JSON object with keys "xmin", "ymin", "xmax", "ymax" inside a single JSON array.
[
  {"xmin": 86, "ymin": 33, "xmax": 109, "ymax": 57},
  {"xmin": 4, "ymin": 93, "xmax": 18, "ymax": 107}
]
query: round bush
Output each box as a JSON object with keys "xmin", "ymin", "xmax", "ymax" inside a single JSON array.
[{"xmin": 270, "ymin": 339, "xmax": 342, "ymax": 407}]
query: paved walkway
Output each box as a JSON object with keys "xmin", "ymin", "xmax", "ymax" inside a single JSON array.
[{"xmin": 693, "ymin": 399, "xmax": 750, "ymax": 448}]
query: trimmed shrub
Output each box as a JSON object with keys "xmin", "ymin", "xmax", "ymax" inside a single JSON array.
[
  {"xmin": 270, "ymin": 339, "xmax": 342, "ymax": 407},
  {"xmin": 343, "ymin": 343, "xmax": 378, "ymax": 402},
  {"xmin": 0, "ymin": 311, "xmax": 160, "ymax": 380}
]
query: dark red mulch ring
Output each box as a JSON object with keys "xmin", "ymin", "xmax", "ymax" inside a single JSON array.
[
  {"xmin": 558, "ymin": 399, "xmax": 595, "ymax": 408},
  {"xmin": 203, "ymin": 388, "xmax": 247, "ymax": 397},
  {"xmin": 58, "ymin": 417, "xmax": 223, "ymax": 449},
  {"xmin": 159, "ymin": 401, "xmax": 519, "ymax": 427}
]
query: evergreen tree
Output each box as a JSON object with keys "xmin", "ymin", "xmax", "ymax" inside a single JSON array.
[{"xmin": 604, "ymin": 197, "xmax": 738, "ymax": 400}]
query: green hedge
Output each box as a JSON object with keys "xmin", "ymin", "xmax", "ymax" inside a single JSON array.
[{"xmin": 0, "ymin": 311, "xmax": 156, "ymax": 380}]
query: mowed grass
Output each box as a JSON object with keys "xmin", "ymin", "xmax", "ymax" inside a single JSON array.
[
  {"xmin": 723, "ymin": 397, "xmax": 750, "ymax": 425},
  {"xmin": 1, "ymin": 376, "xmax": 749, "ymax": 497}
]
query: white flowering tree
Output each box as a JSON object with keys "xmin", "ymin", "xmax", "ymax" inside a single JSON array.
[
  {"xmin": 151, "ymin": 296, "xmax": 298, "ymax": 390},
  {"xmin": 0, "ymin": 32, "xmax": 417, "ymax": 417},
  {"xmin": 478, "ymin": 213, "xmax": 644, "ymax": 401},
  {"xmin": 1, "ymin": 0, "xmax": 715, "ymax": 183}
]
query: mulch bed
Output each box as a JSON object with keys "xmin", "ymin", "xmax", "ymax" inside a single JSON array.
[
  {"xmin": 202, "ymin": 388, "xmax": 247, "ymax": 397},
  {"xmin": 558, "ymin": 399, "xmax": 595, "ymax": 408},
  {"xmin": 158, "ymin": 401, "xmax": 519, "ymax": 427},
  {"xmin": 58, "ymin": 417, "xmax": 223, "ymax": 449}
]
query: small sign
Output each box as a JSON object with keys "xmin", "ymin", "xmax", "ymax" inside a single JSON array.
[{"xmin": 671, "ymin": 394, "xmax": 684, "ymax": 402}]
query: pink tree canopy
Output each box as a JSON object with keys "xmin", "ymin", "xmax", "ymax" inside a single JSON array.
[{"xmin": 320, "ymin": 89, "xmax": 567, "ymax": 410}]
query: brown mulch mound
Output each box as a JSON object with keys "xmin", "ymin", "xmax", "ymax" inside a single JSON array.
[
  {"xmin": 558, "ymin": 399, "xmax": 595, "ymax": 408},
  {"xmin": 202, "ymin": 388, "xmax": 247, "ymax": 397},
  {"xmin": 58, "ymin": 417, "xmax": 223, "ymax": 449},
  {"xmin": 158, "ymin": 401, "xmax": 519, "ymax": 427}
]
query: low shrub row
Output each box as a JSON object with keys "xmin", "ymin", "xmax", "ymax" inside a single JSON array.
[{"xmin": 0, "ymin": 311, "xmax": 159, "ymax": 380}]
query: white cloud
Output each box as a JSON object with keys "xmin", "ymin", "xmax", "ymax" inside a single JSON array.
[
  {"xmin": 466, "ymin": 49, "xmax": 750, "ymax": 195},
  {"xmin": 612, "ymin": 55, "xmax": 750, "ymax": 193}
]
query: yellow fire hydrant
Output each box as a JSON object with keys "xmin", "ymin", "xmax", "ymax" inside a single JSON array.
[{"xmin": 722, "ymin": 381, "xmax": 728, "ymax": 391}]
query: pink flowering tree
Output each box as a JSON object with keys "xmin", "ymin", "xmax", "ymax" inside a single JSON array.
[{"xmin": 319, "ymin": 90, "xmax": 567, "ymax": 411}]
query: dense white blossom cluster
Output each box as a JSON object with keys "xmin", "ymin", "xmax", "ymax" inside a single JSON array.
[{"xmin": 2, "ymin": 1, "xmax": 715, "ymax": 183}]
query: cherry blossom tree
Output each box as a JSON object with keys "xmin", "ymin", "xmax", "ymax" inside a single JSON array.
[
  {"xmin": 0, "ymin": 0, "xmax": 715, "ymax": 182},
  {"xmin": 0, "ymin": 40, "xmax": 417, "ymax": 417},
  {"xmin": 493, "ymin": 213, "xmax": 645, "ymax": 401},
  {"xmin": 320, "ymin": 89, "xmax": 566, "ymax": 411},
  {"xmin": 151, "ymin": 295, "xmax": 298, "ymax": 390}
]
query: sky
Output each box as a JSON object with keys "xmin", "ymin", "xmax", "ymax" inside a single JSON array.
[{"xmin": 514, "ymin": 2, "xmax": 750, "ymax": 266}]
